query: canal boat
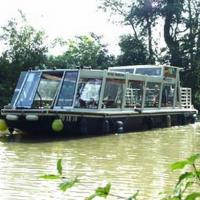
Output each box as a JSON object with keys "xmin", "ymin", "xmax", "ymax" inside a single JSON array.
[{"xmin": 0, "ymin": 65, "xmax": 198, "ymax": 136}]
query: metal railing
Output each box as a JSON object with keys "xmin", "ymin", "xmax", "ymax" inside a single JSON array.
[{"xmin": 180, "ymin": 87, "xmax": 192, "ymax": 108}]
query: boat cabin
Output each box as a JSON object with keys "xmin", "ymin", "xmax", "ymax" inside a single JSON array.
[{"xmin": 9, "ymin": 65, "xmax": 191, "ymax": 111}]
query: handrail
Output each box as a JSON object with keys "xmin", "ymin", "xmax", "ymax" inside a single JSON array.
[{"xmin": 180, "ymin": 87, "xmax": 192, "ymax": 108}]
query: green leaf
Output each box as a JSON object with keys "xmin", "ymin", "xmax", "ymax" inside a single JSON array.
[
  {"xmin": 57, "ymin": 159, "xmax": 63, "ymax": 176},
  {"xmin": 187, "ymin": 154, "xmax": 200, "ymax": 164},
  {"xmin": 171, "ymin": 160, "xmax": 189, "ymax": 171},
  {"xmin": 59, "ymin": 177, "xmax": 79, "ymax": 192},
  {"xmin": 127, "ymin": 190, "xmax": 139, "ymax": 200},
  {"xmin": 95, "ymin": 183, "xmax": 111, "ymax": 198},
  {"xmin": 185, "ymin": 192, "xmax": 200, "ymax": 200},
  {"xmin": 39, "ymin": 174, "xmax": 61, "ymax": 180},
  {"xmin": 85, "ymin": 194, "xmax": 96, "ymax": 200},
  {"xmin": 177, "ymin": 172, "xmax": 194, "ymax": 184},
  {"xmin": 170, "ymin": 153, "xmax": 200, "ymax": 171},
  {"xmin": 184, "ymin": 181, "xmax": 194, "ymax": 192},
  {"xmin": 196, "ymin": 170, "xmax": 200, "ymax": 177}
]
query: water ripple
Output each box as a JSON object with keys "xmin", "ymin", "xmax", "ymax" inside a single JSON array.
[{"xmin": 1, "ymin": 123, "xmax": 200, "ymax": 199}]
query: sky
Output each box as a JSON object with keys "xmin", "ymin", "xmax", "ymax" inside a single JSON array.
[{"xmin": 0, "ymin": 0, "xmax": 132, "ymax": 55}]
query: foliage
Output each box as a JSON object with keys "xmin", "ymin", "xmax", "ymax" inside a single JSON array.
[
  {"xmin": 0, "ymin": 11, "xmax": 48, "ymax": 107},
  {"xmin": 0, "ymin": 10, "xmax": 48, "ymax": 70},
  {"xmin": 97, "ymin": 0, "xmax": 161, "ymax": 64},
  {"xmin": 163, "ymin": 153, "xmax": 200, "ymax": 200},
  {"xmin": 40, "ymin": 159, "xmax": 79, "ymax": 192},
  {"xmin": 117, "ymin": 34, "xmax": 148, "ymax": 65},
  {"xmin": 40, "ymin": 154, "xmax": 200, "ymax": 199},
  {"xmin": 86, "ymin": 183, "xmax": 111, "ymax": 200},
  {"xmin": 40, "ymin": 158, "xmax": 139, "ymax": 199},
  {"xmin": 0, "ymin": 57, "xmax": 13, "ymax": 107},
  {"xmin": 46, "ymin": 33, "xmax": 115, "ymax": 69}
]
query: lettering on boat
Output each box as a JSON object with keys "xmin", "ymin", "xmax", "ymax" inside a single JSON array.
[{"xmin": 59, "ymin": 115, "xmax": 78, "ymax": 122}]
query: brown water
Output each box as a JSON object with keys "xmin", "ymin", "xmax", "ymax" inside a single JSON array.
[{"xmin": 1, "ymin": 123, "xmax": 200, "ymax": 200}]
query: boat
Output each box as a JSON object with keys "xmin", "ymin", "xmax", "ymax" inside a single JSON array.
[{"xmin": 0, "ymin": 65, "xmax": 198, "ymax": 136}]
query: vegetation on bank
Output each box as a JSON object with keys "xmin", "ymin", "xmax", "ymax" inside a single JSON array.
[
  {"xmin": 41, "ymin": 154, "xmax": 200, "ymax": 200},
  {"xmin": 0, "ymin": 0, "xmax": 200, "ymax": 109}
]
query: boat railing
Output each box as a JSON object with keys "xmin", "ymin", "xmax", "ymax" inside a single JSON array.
[
  {"xmin": 125, "ymin": 88, "xmax": 142, "ymax": 108},
  {"xmin": 180, "ymin": 87, "xmax": 192, "ymax": 109},
  {"xmin": 126, "ymin": 88, "xmax": 136, "ymax": 107}
]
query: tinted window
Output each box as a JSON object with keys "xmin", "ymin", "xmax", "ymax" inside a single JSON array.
[
  {"xmin": 125, "ymin": 80, "xmax": 143, "ymax": 108},
  {"xmin": 164, "ymin": 67, "xmax": 176, "ymax": 78},
  {"xmin": 11, "ymin": 72, "xmax": 27, "ymax": 107},
  {"xmin": 16, "ymin": 72, "xmax": 41, "ymax": 108},
  {"xmin": 161, "ymin": 83, "xmax": 175, "ymax": 107},
  {"xmin": 135, "ymin": 68, "xmax": 161, "ymax": 76},
  {"xmin": 102, "ymin": 79, "xmax": 124, "ymax": 108},
  {"xmin": 145, "ymin": 82, "xmax": 161, "ymax": 108},
  {"xmin": 33, "ymin": 72, "xmax": 63, "ymax": 108},
  {"xmin": 56, "ymin": 71, "xmax": 78, "ymax": 107},
  {"xmin": 111, "ymin": 68, "xmax": 134, "ymax": 73},
  {"xmin": 75, "ymin": 78, "xmax": 102, "ymax": 109}
]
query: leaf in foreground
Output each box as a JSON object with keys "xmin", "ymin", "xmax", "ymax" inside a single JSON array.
[
  {"xmin": 185, "ymin": 192, "xmax": 200, "ymax": 200},
  {"xmin": 59, "ymin": 177, "xmax": 79, "ymax": 192},
  {"xmin": 171, "ymin": 154, "xmax": 200, "ymax": 171},
  {"xmin": 187, "ymin": 154, "xmax": 200, "ymax": 165},
  {"xmin": 95, "ymin": 182, "xmax": 111, "ymax": 197},
  {"xmin": 57, "ymin": 159, "xmax": 63, "ymax": 176},
  {"xmin": 170, "ymin": 160, "xmax": 188, "ymax": 171},
  {"xmin": 127, "ymin": 190, "xmax": 139, "ymax": 200},
  {"xmin": 39, "ymin": 174, "xmax": 61, "ymax": 180},
  {"xmin": 177, "ymin": 172, "xmax": 194, "ymax": 185},
  {"xmin": 86, "ymin": 183, "xmax": 111, "ymax": 200}
]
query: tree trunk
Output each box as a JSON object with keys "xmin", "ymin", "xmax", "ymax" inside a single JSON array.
[
  {"xmin": 144, "ymin": 0, "xmax": 155, "ymax": 64},
  {"xmin": 147, "ymin": 17, "xmax": 154, "ymax": 64},
  {"xmin": 188, "ymin": 0, "xmax": 195, "ymax": 70},
  {"xmin": 164, "ymin": 0, "xmax": 181, "ymax": 66}
]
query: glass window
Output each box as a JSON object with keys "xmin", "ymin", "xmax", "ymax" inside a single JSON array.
[
  {"xmin": 16, "ymin": 72, "xmax": 41, "ymax": 108},
  {"xmin": 102, "ymin": 79, "xmax": 124, "ymax": 108},
  {"xmin": 33, "ymin": 71, "xmax": 63, "ymax": 108},
  {"xmin": 135, "ymin": 67, "xmax": 161, "ymax": 76},
  {"xmin": 11, "ymin": 72, "xmax": 27, "ymax": 107},
  {"xmin": 56, "ymin": 71, "xmax": 78, "ymax": 107},
  {"xmin": 110, "ymin": 68, "xmax": 134, "ymax": 73},
  {"xmin": 125, "ymin": 80, "xmax": 143, "ymax": 108},
  {"xmin": 161, "ymin": 83, "xmax": 175, "ymax": 107},
  {"xmin": 145, "ymin": 82, "xmax": 161, "ymax": 108},
  {"xmin": 164, "ymin": 67, "xmax": 176, "ymax": 78},
  {"xmin": 75, "ymin": 78, "xmax": 102, "ymax": 109}
]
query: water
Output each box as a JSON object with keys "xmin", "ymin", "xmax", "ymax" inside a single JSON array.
[{"xmin": 1, "ymin": 123, "xmax": 200, "ymax": 200}]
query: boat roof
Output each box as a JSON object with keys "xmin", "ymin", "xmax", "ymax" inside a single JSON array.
[{"xmin": 108, "ymin": 64, "xmax": 181, "ymax": 70}]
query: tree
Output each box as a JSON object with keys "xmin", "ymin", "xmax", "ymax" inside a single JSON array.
[
  {"xmin": 98, "ymin": 0, "xmax": 161, "ymax": 64},
  {"xmin": 98, "ymin": 0, "xmax": 139, "ymax": 38},
  {"xmin": 0, "ymin": 11, "xmax": 48, "ymax": 107},
  {"xmin": 0, "ymin": 11, "xmax": 48, "ymax": 71},
  {"xmin": 162, "ymin": 0, "xmax": 184, "ymax": 67},
  {"xmin": 47, "ymin": 33, "xmax": 115, "ymax": 69},
  {"xmin": 117, "ymin": 34, "xmax": 148, "ymax": 65},
  {"xmin": 0, "ymin": 57, "xmax": 13, "ymax": 108},
  {"xmin": 161, "ymin": 0, "xmax": 200, "ymax": 105},
  {"xmin": 127, "ymin": 0, "xmax": 163, "ymax": 64}
]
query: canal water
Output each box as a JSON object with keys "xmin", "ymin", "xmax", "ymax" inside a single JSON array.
[{"xmin": 0, "ymin": 123, "xmax": 200, "ymax": 200}]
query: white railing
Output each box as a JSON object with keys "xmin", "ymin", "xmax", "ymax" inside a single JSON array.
[
  {"xmin": 180, "ymin": 87, "xmax": 192, "ymax": 108},
  {"xmin": 125, "ymin": 88, "xmax": 136, "ymax": 107}
]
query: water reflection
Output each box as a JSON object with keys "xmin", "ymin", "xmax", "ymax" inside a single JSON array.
[{"xmin": 1, "ymin": 123, "xmax": 200, "ymax": 199}]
